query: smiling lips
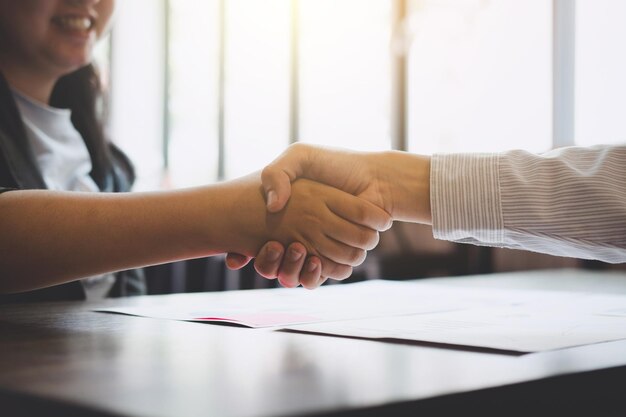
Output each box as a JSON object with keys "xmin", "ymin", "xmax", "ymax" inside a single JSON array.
[{"xmin": 51, "ymin": 15, "xmax": 95, "ymax": 33}]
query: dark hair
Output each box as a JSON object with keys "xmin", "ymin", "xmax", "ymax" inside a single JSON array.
[{"xmin": 49, "ymin": 64, "xmax": 112, "ymax": 190}]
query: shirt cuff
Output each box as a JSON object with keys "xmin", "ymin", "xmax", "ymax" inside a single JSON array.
[{"xmin": 430, "ymin": 153, "xmax": 505, "ymax": 245}]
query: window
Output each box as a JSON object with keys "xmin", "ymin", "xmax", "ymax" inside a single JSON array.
[
  {"xmin": 107, "ymin": 0, "xmax": 623, "ymax": 191},
  {"xmin": 575, "ymin": 0, "xmax": 626, "ymax": 147},
  {"xmin": 168, "ymin": 0, "xmax": 221, "ymax": 186},
  {"xmin": 223, "ymin": 0, "xmax": 292, "ymax": 180},
  {"xmin": 299, "ymin": 0, "xmax": 392, "ymax": 151},
  {"xmin": 406, "ymin": 0, "xmax": 552, "ymax": 154},
  {"xmin": 109, "ymin": 0, "xmax": 166, "ymax": 191}
]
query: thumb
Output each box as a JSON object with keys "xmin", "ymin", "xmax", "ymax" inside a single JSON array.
[
  {"xmin": 225, "ymin": 253, "xmax": 252, "ymax": 270},
  {"xmin": 262, "ymin": 144, "xmax": 318, "ymax": 212},
  {"xmin": 261, "ymin": 165, "xmax": 293, "ymax": 213}
]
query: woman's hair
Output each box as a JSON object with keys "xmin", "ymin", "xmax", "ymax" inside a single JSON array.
[{"xmin": 49, "ymin": 64, "xmax": 113, "ymax": 190}]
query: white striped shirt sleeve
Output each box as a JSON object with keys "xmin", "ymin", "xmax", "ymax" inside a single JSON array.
[{"xmin": 430, "ymin": 145, "xmax": 626, "ymax": 264}]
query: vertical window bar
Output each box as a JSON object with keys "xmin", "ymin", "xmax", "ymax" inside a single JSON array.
[
  {"xmin": 391, "ymin": 0, "xmax": 408, "ymax": 151},
  {"xmin": 289, "ymin": 0, "xmax": 300, "ymax": 144},
  {"xmin": 217, "ymin": 0, "xmax": 227, "ymax": 180},
  {"xmin": 553, "ymin": 0, "xmax": 576, "ymax": 148},
  {"xmin": 162, "ymin": 0, "xmax": 171, "ymax": 172}
]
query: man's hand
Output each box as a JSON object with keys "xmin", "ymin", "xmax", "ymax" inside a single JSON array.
[
  {"xmin": 261, "ymin": 143, "xmax": 431, "ymax": 223},
  {"xmin": 262, "ymin": 143, "xmax": 391, "ymax": 215}
]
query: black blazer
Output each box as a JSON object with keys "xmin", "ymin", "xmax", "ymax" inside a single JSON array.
[{"xmin": 0, "ymin": 73, "xmax": 145, "ymax": 303}]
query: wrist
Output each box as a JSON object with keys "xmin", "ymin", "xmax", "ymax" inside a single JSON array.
[
  {"xmin": 374, "ymin": 151, "xmax": 431, "ymax": 224},
  {"xmin": 206, "ymin": 174, "xmax": 267, "ymax": 256}
]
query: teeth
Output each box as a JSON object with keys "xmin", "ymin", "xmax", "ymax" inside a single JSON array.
[{"xmin": 56, "ymin": 17, "xmax": 93, "ymax": 31}]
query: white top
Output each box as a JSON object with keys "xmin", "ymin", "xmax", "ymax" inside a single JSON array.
[
  {"xmin": 431, "ymin": 145, "xmax": 626, "ymax": 264},
  {"xmin": 13, "ymin": 89, "xmax": 116, "ymax": 299}
]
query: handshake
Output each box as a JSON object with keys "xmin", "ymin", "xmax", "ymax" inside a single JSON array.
[{"xmin": 223, "ymin": 144, "xmax": 432, "ymax": 290}]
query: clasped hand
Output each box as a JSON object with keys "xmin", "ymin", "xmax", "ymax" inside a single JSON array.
[{"xmin": 226, "ymin": 144, "xmax": 400, "ymax": 289}]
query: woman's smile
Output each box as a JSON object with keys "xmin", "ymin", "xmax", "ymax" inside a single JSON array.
[
  {"xmin": 50, "ymin": 13, "xmax": 97, "ymax": 46},
  {"xmin": 51, "ymin": 15, "xmax": 96, "ymax": 33}
]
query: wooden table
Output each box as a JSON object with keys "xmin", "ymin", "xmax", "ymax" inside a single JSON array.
[{"xmin": 2, "ymin": 269, "xmax": 626, "ymax": 417}]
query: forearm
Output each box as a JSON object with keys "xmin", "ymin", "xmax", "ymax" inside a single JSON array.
[
  {"xmin": 431, "ymin": 145, "xmax": 626, "ymax": 263},
  {"xmin": 0, "ymin": 183, "xmax": 256, "ymax": 293}
]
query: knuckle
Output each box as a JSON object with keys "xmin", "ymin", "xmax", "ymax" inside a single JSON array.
[
  {"xmin": 349, "ymin": 249, "xmax": 367, "ymax": 267},
  {"xmin": 363, "ymin": 230, "xmax": 380, "ymax": 250},
  {"xmin": 334, "ymin": 266, "xmax": 353, "ymax": 280},
  {"xmin": 354, "ymin": 228, "xmax": 374, "ymax": 249},
  {"xmin": 260, "ymin": 169, "xmax": 280, "ymax": 190},
  {"xmin": 290, "ymin": 142, "xmax": 305, "ymax": 152},
  {"xmin": 376, "ymin": 212, "xmax": 392, "ymax": 231},
  {"xmin": 324, "ymin": 260, "xmax": 353, "ymax": 280},
  {"xmin": 321, "ymin": 259, "xmax": 341, "ymax": 280},
  {"xmin": 290, "ymin": 142, "xmax": 310, "ymax": 153},
  {"xmin": 261, "ymin": 164, "xmax": 275, "ymax": 179},
  {"xmin": 375, "ymin": 212, "xmax": 388, "ymax": 230}
]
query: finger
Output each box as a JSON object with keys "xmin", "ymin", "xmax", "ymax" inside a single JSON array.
[
  {"xmin": 298, "ymin": 256, "xmax": 322, "ymax": 289},
  {"xmin": 253, "ymin": 242, "xmax": 285, "ymax": 279},
  {"xmin": 225, "ymin": 253, "xmax": 252, "ymax": 270},
  {"xmin": 262, "ymin": 143, "xmax": 315, "ymax": 213},
  {"xmin": 315, "ymin": 235, "xmax": 367, "ymax": 267},
  {"xmin": 327, "ymin": 192, "xmax": 392, "ymax": 232},
  {"xmin": 317, "ymin": 256, "xmax": 353, "ymax": 281},
  {"xmin": 277, "ymin": 243, "xmax": 307, "ymax": 288},
  {"xmin": 324, "ymin": 216, "xmax": 381, "ymax": 251},
  {"xmin": 318, "ymin": 276, "xmax": 330, "ymax": 286}
]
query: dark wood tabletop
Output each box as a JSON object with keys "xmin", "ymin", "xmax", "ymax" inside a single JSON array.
[{"xmin": 2, "ymin": 269, "xmax": 626, "ymax": 417}]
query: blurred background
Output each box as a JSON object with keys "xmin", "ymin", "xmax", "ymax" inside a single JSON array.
[{"xmin": 95, "ymin": 0, "xmax": 626, "ymax": 293}]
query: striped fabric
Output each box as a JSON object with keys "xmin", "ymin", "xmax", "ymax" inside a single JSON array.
[{"xmin": 431, "ymin": 145, "xmax": 626, "ymax": 264}]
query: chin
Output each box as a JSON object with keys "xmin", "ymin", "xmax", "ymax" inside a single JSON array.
[
  {"xmin": 48, "ymin": 42, "xmax": 95, "ymax": 73},
  {"xmin": 54, "ymin": 53, "xmax": 94, "ymax": 75}
]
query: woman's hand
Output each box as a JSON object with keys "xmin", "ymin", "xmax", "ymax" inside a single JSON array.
[
  {"xmin": 220, "ymin": 174, "xmax": 391, "ymax": 289},
  {"xmin": 226, "ymin": 241, "xmax": 324, "ymax": 289}
]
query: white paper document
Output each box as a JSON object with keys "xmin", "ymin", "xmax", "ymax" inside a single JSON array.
[
  {"xmin": 95, "ymin": 280, "xmax": 463, "ymax": 327},
  {"xmin": 286, "ymin": 301, "xmax": 626, "ymax": 353},
  {"xmin": 96, "ymin": 279, "xmax": 626, "ymax": 353}
]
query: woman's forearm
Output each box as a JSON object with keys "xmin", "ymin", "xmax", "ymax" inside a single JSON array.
[{"xmin": 0, "ymin": 185, "xmax": 239, "ymax": 293}]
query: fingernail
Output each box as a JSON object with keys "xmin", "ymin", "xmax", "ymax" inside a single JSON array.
[
  {"xmin": 307, "ymin": 261, "xmax": 318, "ymax": 273},
  {"xmin": 267, "ymin": 247, "xmax": 281, "ymax": 262},
  {"xmin": 266, "ymin": 190, "xmax": 277, "ymax": 208},
  {"xmin": 289, "ymin": 248, "xmax": 304, "ymax": 261}
]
